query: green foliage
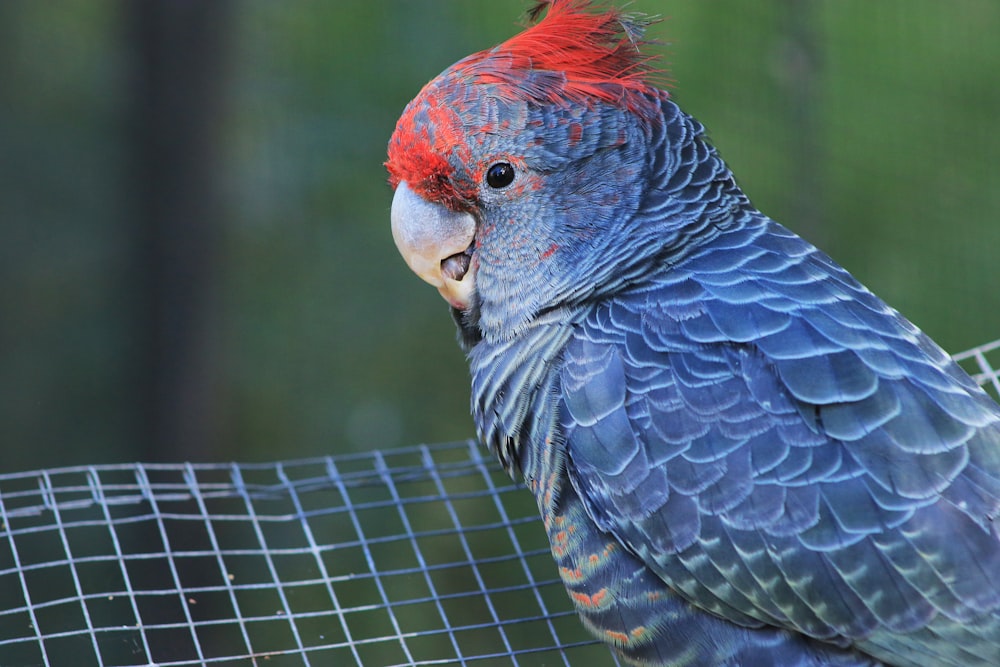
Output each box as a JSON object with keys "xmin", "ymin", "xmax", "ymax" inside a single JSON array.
[{"xmin": 2, "ymin": 1, "xmax": 999, "ymax": 471}]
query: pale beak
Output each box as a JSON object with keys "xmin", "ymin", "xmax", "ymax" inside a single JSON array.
[{"xmin": 391, "ymin": 181, "xmax": 477, "ymax": 310}]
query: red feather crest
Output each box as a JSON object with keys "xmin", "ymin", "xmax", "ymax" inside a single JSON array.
[
  {"xmin": 463, "ymin": 0, "xmax": 665, "ymax": 114},
  {"xmin": 386, "ymin": 1, "xmax": 665, "ymax": 206}
]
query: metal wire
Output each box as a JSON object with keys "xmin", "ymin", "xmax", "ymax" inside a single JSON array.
[
  {"xmin": 2, "ymin": 338, "xmax": 999, "ymax": 667},
  {"xmin": 0, "ymin": 441, "xmax": 620, "ymax": 666}
]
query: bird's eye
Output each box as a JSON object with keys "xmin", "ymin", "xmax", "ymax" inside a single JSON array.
[{"xmin": 485, "ymin": 162, "xmax": 515, "ymax": 189}]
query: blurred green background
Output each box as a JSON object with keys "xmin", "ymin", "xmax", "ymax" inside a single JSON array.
[{"xmin": 2, "ymin": 0, "xmax": 999, "ymax": 473}]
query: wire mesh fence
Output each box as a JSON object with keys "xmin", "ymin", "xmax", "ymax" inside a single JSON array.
[
  {"xmin": 2, "ymin": 337, "xmax": 999, "ymax": 667},
  {"xmin": 0, "ymin": 441, "xmax": 621, "ymax": 667}
]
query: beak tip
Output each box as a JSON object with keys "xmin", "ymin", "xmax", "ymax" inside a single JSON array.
[{"xmin": 438, "ymin": 274, "xmax": 475, "ymax": 311}]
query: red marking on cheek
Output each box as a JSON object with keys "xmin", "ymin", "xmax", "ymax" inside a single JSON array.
[
  {"xmin": 541, "ymin": 243, "xmax": 559, "ymax": 259},
  {"xmin": 509, "ymin": 183, "xmax": 528, "ymax": 198}
]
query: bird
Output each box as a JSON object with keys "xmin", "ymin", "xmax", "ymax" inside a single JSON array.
[{"xmin": 384, "ymin": 1, "xmax": 1000, "ymax": 665}]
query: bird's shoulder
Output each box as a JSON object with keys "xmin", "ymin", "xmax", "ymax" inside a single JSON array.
[{"xmin": 558, "ymin": 219, "xmax": 1000, "ymax": 654}]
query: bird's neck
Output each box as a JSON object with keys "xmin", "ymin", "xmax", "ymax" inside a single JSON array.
[{"xmin": 467, "ymin": 309, "xmax": 579, "ymax": 487}]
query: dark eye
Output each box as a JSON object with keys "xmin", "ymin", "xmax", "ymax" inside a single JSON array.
[{"xmin": 485, "ymin": 162, "xmax": 515, "ymax": 189}]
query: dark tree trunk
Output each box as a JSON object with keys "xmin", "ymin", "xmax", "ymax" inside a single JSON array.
[{"xmin": 125, "ymin": 0, "xmax": 232, "ymax": 461}]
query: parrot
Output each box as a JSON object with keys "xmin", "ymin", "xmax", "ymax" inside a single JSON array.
[{"xmin": 384, "ymin": 1, "xmax": 1000, "ymax": 665}]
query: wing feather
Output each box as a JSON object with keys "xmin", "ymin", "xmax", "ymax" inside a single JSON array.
[{"xmin": 560, "ymin": 224, "xmax": 1000, "ymax": 665}]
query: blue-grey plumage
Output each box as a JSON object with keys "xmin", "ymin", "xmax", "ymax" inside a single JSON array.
[
  {"xmin": 386, "ymin": 3, "xmax": 1000, "ymax": 665},
  {"xmin": 552, "ymin": 200, "xmax": 1000, "ymax": 665}
]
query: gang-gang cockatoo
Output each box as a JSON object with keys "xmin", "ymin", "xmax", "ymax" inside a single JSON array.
[{"xmin": 385, "ymin": 2, "xmax": 1000, "ymax": 665}]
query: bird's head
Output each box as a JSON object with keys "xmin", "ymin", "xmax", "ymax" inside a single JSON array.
[{"xmin": 386, "ymin": 1, "xmax": 669, "ymax": 343}]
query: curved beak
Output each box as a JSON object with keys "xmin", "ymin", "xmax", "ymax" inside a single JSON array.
[{"xmin": 391, "ymin": 181, "xmax": 477, "ymax": 310}]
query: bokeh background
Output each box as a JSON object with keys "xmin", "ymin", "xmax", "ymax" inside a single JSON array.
[{"xmin": 3, "ymin": 0, "xmax": 999, "ymax": 473}]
